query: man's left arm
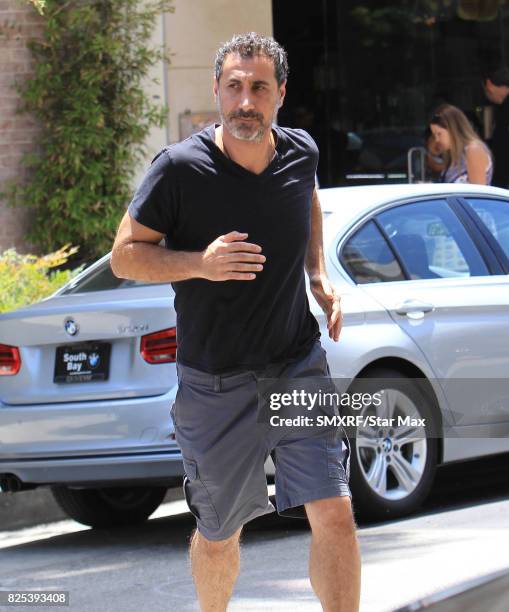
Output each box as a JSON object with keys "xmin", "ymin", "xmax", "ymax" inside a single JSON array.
[{"xmin": 305, "ymin": 187, "xmax": 342, "ymax": 342}]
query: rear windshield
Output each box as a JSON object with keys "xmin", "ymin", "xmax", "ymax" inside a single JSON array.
[{"xmin": 60, "ymin": 261, "xmax": 166, "ymax": 295}]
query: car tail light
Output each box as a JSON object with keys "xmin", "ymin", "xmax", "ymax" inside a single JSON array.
[
  {"xmin": 140, "ymin": 328, "xmax": 177, "ymax": 364},
  {"xmin": 0, "ymin": 344, "xmax": 21, "ymax": 375}
]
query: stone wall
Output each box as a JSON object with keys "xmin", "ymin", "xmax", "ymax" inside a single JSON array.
[{"xmin": 0, "ymin": 0, "xmax": 43, "ymax": 254}]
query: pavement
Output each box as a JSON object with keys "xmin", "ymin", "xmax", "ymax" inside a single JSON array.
[
  {"xmin": 1, "ymin": 485, "xmax": 508, "ymax": 611},
  {"xmin": 1, "ymin": 453, "xmax": 509, "ymax": 611}
]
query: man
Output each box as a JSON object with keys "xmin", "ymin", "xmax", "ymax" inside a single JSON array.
[
  {"xmin": 483, "ymin": 66, "xmax": 509, "ymax": 188},
  {"xmin": 111, "ymin": 33, "xmax": 361, "ymax": 611}
]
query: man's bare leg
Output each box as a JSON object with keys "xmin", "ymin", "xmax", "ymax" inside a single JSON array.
[
  {"xmin": 305, "ymin": 497, "xmax": 361, "ymax": 612},
  {"xmin": 189, "ymin": 527, "xmax": 243, "ymax": 611}
]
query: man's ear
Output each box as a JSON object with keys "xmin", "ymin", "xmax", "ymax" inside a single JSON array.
[
  {"xmin": 278, "ymin": 80, "xmax": 287, "ymax": 108},
  {"xmin": 213, "ymin": 78, "xmax": 219, "ymax": 101}
]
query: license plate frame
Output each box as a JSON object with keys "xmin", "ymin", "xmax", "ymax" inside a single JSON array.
[{"xmin": 53, "ymin": 341, "xmax": 111, "ymax": 384}]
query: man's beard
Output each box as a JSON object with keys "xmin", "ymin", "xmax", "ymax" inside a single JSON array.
[{"xmin": 218, "ymin": 96, "xmax": 279, "ymax": 142}]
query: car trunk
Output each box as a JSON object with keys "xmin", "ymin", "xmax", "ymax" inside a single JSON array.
[{"xmin": 0, "ymin": 286, "xmax": 177, "ymax": 405}]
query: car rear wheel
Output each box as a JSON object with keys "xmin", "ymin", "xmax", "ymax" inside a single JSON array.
[
  {"xmin": 345, "ymin": 367, "xmax": 439, "ymax": 521},
  {"xmin": 51, "ymin": 485, "xmax": 168, "ymax": 528}
]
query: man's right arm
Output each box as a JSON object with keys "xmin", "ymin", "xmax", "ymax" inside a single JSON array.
[
  {"xmin": 110, "ymin": 212, "xmax": 265, "ymax": 283},
  {"xmin": 111, "ymin": 211, "xmax": 202, "ymax": 282}
]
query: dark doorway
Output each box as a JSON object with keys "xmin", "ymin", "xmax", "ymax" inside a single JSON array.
[{"xmin": 273, "ymin": 0, "xmax": 509, "ymax": 187}]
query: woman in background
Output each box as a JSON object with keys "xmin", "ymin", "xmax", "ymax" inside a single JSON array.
[
  {"xmin": 429, "ymin": 103, "xmax": 493, "ymax": 184},
  {"xmin": 424, "ymin": 126, "xmax": 445, "ymax": 181}
]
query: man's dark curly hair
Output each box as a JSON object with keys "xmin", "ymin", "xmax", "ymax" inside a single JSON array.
[
  {"xmin": 483, "ymin": 65, "xmax": 509, "ymax": 87},
  {"xmin": 214, "ymin": 32, "xmax": 289, "ymax": 86}
]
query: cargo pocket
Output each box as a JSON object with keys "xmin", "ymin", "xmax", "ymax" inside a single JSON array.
[
  {"xmin": 182, "ymin": 457, "xmax": 220, "ymax": 529},
  {"xmin": 327, "ymin": 428, "xmax": 351, "ymax": 482},
  {"xmin": 170, "ymin": 377, "xmax": 182, "ymax": 429}
]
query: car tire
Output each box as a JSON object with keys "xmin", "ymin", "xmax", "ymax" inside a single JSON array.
[
  {"xmin": 345, "ymin": 367, "xmax": 439, "ymax": 522},
  {"xmin": 50, "ymin": 485, "xmax": 168, "ymax": 528}
]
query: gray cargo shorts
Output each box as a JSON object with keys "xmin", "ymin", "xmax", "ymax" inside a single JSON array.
[{"xmin": 170, "ymin": 339, "xmax": 351, "ymax": 541}]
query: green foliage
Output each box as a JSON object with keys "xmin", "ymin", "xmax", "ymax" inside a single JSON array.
[
  {"xmin": 5, "ymin": 0, "xmax": 174, "ymax": 260},
  {"xmin": 0, "ymin": 245, "xmax": 83, "ymax": 313}
]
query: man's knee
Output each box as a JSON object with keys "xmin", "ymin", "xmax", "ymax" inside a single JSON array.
[
  {"xmin": 305, "ymin": 496, "xmax": 357, "ymax": 534},
  {"xmin": 192, "ymin": 527, "xmax": 243, "ymax": 556}
]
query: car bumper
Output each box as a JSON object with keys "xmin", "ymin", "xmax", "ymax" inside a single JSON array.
[
  {"xmin": 0, "ymin": 389, "xmax": 185, "ymax": 486},
  {"xmin": 0, "ymin": 450, "xmax": 184, "ymax": 487},
  {"xmin": 0, "ymin": 389, "xmax": 178, "ymax": 456}
]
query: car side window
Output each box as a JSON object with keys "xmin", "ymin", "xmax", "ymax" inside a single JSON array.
[
  {"xmin": 464, "ymin": 198, "xmax": 509, "ymax": 261},
  {"xmin": 341, "ymin": 220, "xmax": 405, "ymax": 283},
  {"xmin": 60, "ymin": 261, "xmax": 161, "ymax": 295},
  {"xmin": 376, "ymin": 199, "xmax": 489, "ymax": 279}
]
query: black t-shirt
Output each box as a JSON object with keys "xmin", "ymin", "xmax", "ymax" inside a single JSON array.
[
  {"xmin": 127, "ymin": 124, "xmax": 320, "ymax": 373},
  {"xmin": 491, "ymin": 96, "xmax": 509, "ymax": 188}
]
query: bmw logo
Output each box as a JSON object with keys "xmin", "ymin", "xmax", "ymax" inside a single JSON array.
[
  {"xmin": 88, "ymin": 352, "xmax": 100, "ymax": 368},
  {"xmin": 64, "ymin": 318, "xmax": 79, "ymax": 336}
]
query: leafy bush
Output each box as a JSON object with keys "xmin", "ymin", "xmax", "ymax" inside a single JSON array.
[
  {"xmin": 4, "ymin": 0, "xmax": 174, "ymax": 260},
  {"xmin": 0, "ymin": 245, "xmax": 83, "ymax": 314}
]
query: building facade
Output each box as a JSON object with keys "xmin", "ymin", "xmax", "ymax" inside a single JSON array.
[
  {"xmin": 272, "ymin": 0, "xmax": 509, "ymax": 187},
  {"xmin": 1, "ymin": 0, "xmax": 508, "ymax": 253}
]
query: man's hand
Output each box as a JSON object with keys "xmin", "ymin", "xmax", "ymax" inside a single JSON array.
[
  {"xmin": 309, "ymin": 275, "xmax": 342, "ymax": 341},
  {"xmin": 199, "ymin": 231, "xmax": 265, "ymax": 281}
]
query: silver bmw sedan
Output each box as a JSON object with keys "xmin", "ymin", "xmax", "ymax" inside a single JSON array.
[{"xmin": 1, "ymin": 182, "xmax": 508, "ymax": 527}]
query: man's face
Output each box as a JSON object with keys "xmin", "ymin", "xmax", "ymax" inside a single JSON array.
[
  {"xmin": 483, "ymin": 78, "xmax": 505, "ymax": 104},
  {"xmin": 214, "ymin": 53, "xmax": 286, "ymax": 142}
]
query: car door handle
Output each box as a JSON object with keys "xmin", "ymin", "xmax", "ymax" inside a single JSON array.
[{"xmin": 395, "ymin": 300, "xmax": 435, "ymax": 316}]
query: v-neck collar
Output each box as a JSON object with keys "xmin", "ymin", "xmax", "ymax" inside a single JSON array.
[{"xmin": 206, "ymin": 123, "xmax": 281, "ymax": 179}]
